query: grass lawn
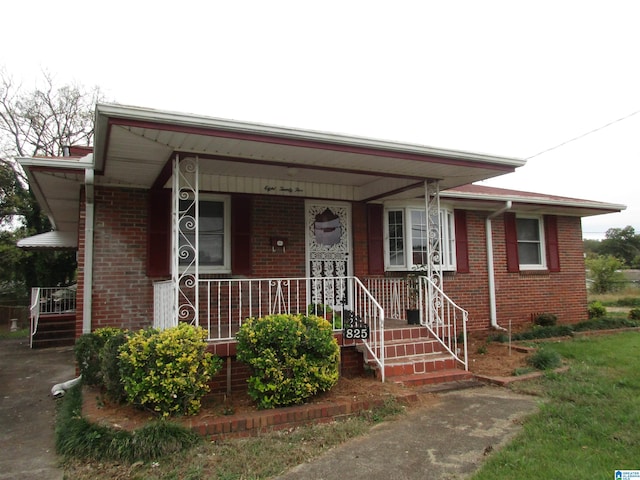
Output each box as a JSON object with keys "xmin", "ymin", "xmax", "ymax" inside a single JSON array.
[{"xmin": 471, "ymin": 331, "xmax": 640, "ymax": 479}]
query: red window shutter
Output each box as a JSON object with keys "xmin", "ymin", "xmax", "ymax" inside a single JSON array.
[
  {"xmin": 504, "ymin": 212, "xmax": 520, "ymax": 273},
  {"xmin": 231, "ymin": 194, "xmax": 252, "ymax": 275},
  {"xmin": 367, "ymin": 204, "xmax": 384, "ymax": 275},
  {"xmin": 147, "ymin": 189, "xmax": 171, "ymax": 277},
  {"xmin": 544, "ymin": 215, "xmax": 561, "ymax": 272},
  {"xmin": 454, "ymin": 210, "xmax": 470, "ymax": 273}
]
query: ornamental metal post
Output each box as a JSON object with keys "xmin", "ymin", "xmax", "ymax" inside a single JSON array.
[
  {"xmin": 173, "ymin": 155, "xmax": 199, "ymax": 326},
  {"xmin": 424, "ymin": 180, "xmax": 442, "ymax": 326}
]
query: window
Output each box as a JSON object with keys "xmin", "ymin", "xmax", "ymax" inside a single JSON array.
[
  {"xmin": 516, "ymin": 215, "xmax": 545, "ymax": 269},
  {"xmin": 384, "ymin": 206, "xmax": 457, "ymax": 271},
  {"xmin": 179, "ymin": 195, "xmax": 231, "ymax": 272}
]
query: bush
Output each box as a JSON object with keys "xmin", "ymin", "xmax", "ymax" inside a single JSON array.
[
  {"xmin": 100, "ymin": 331, "xmax": 129, "ymax": 403},
  {"xmin": 526, "ymin": 349, "xmax": 562, "ymax": 370},
  {"xmin": 55, "ymin": 384, "xmax": 200, "ymax": 462},
  {"xmin": 588, "ymin": 301, "xmax": 607, "ymax": 319},
  {"xmin": 512, "ymin": 325, "xmax": 573, "ymax": 341},
  {"xmin": 236, "ymin": 314, "xmax": 340, "ymax": 409},
  {"xmin": 74, "ymin": 327, "xmax": 123, "ymax": 386},
  {"xmin": 118, "ymin": 323, "xmax": 222, "ymax": 417},
  {"xmin": 533, "ymin": 313, "xmax": 557, "ymax": 327},
  {"xmin": 629, "ymin": 308, "xmax": 640, "ymax": 320}
]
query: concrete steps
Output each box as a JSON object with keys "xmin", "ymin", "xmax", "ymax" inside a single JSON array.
[
  {"xmin": 362, "ymin": 324, "xmax": 470, "ymax": 386},
  {"xmin": 31, "ymin": 313, "xmax": 76, "ymax": 348}
]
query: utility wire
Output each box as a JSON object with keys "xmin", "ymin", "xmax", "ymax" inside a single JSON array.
[{"xmin": 525, "ymin": 109, "xmax": 640, "ymax": 161}]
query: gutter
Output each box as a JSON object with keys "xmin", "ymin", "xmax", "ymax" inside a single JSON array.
[
  {"xmin": 486, "ymin": 201, "xmax": 512, "ymax": 330},
  {"xmin": 82, "ymin": 168, "xmax": 95, "ymax": 334}
]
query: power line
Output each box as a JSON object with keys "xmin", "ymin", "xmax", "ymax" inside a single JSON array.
[{"xmin": 525, "ymin": 109, "xmax": 640, "ymax": 161}]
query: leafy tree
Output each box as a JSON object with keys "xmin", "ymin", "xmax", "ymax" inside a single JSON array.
[
  {"xmin": 0, "ymin": 68, "xmax": 102, "ymax": 304},
  {"xmin": 598, "ymin": 226, "xmax": 640, "ymax": 268},
  {"xmin": 585, "ymin": 255, "xmax": 626, "ymax": 294}
]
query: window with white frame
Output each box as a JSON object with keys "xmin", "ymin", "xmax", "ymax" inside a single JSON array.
[
  {"xmin": 384, "ymin": 205, "xmax": 457, "ymax": 271},
  {"xmin": 516, "ymin": 215, "xmax": 546, "ymax": 269},
  {"xmin": 179, "ymin": 195, "xmax": 231, "ymax": 272}
]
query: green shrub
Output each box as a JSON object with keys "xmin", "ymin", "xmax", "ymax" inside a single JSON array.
[
  {"xmin": 588, "ymin": 301, "xmax": 607, "ymax": 319},
  {"xmin": 55, "ymin": 384, "xmax": 199, "ymax": 462},
  {"xmin": 236, "ymin": 313, "xmax": 340, "ymax": 409},
  {"xmin": 100, "ymin": 331, "xmax": 129, "ymax": 403},
  {"xmin": 533, "ymin": 313, "xmax": 557, "ymax": 327},
  {"xmin": 629, "ymin": 308, "xmax": 640, "ymax": 320},
  {"xmin": 512, "ymin": 325, "xmax": 573, "ymax": 341},
  {"xmin": 74, "ymin": 327, "xmax": 123, "ymax": 386},
  {"xmin": 526, "ymin": 348, "xmax": 562, "ymax": 370},
  {"xmin": 118, "ymin": 323, "xmax": 222, "ymax": 417},
  {"xmin": 573, "ymin": 317, "xmax": 640, "ymax": 331}
]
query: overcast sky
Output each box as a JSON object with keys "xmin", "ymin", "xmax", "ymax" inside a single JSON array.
[{"xmin": 3, "ymin": 0, "xmax": 638, "ymax": 239}]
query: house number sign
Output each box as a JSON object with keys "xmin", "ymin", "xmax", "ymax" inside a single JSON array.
[
  {"xmin": 343, "ymin": 325, "xmax": 369, "ymax": 340},
  {"xmin": 342, "ymin": 310, "xmax": 369, "ymax": 340}
]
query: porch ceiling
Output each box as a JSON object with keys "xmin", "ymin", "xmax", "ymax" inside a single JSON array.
[{"xmin": 94, "ymin": 103, "xmax": 525, "ymax": 201}]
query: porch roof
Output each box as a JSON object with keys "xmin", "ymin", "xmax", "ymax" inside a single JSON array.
[{"xmin": 19, "ymin": 103, "xmax": 530, "ymax": 235}]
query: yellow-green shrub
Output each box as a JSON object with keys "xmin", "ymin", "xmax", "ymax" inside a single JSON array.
[
  {"xmin": 118, "ymin": 323, "xmax": 222, "ymax": 417},
  {"xmin": 236, "ymin": 314, "xmax": 340, "ymax": 409}
]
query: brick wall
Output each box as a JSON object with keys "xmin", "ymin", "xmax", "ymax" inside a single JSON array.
[
  {"xmin": 78, "ymin": 188, "xmax": 589, "ymax": 337},
  {"xmin": 90, "ymin": 187, "xmax": 155, "ymax": 331},
  {"xmin": 443, "ymin": 211, "xmax": 588, "ymax": 332}
]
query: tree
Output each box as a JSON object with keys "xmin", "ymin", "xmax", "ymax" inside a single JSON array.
[
  {"xmin": 585, "ymin": 255, "xmax": 626, "ymax": 294},
  {"xmin": 599, "ymin": 226, "xmax": 640, "ymax": 268},
  {"xmin": 0, "ymin": 68, "xmax": 102, "ymax": 304}
]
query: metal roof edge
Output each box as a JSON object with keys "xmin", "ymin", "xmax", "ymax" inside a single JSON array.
[
  {"xmin": 94, "ymin": 103, "xmax": 526, "ymax": 168},
  {"xmin": 441, "ymin": 188, "xmax": 626, "ymax": 212}
]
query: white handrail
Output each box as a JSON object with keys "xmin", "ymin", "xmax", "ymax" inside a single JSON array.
[{"xmin": 420, "ymin": 276, "xmax": 468, "ymax": 370}]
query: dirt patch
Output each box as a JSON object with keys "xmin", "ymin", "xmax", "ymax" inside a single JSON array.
[{"xmin": 466, "ymin": 332, "xmax": 533, "ymax": 377}]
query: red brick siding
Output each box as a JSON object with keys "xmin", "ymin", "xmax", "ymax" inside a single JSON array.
[
  {"xmin": 78, "ymin": 188, "xmax": 588, "ymax": 337},
  {"xmin": 89, "ymin": 187, "xmax": 155, "ymax": 331},
  {"xmin": 443, "ymin": 212, "xmax": 588, "ymax": 332}
]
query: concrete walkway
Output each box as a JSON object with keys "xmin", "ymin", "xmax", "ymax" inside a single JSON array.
[
  {"xmin": 277, "ymin": 386, "xmax": 541, "ymax": 480},
  {"xmin": 0, "ymin": 338, "xmax": 75, "ymax": 480}
]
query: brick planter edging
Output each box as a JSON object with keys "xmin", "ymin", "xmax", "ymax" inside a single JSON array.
[
  {"xmin": 180, "ymin": 391, "xmax": 420, "ymax": 441},
  {"xmin": 474, "ymin": 366, "xmax": 570, "ymax": 387}
]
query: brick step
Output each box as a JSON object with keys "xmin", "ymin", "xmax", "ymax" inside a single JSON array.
[
  {"xmin": 390, "ymin": 369, "xmax": 474, "ymax": 387},
  {"xmin": 32, "ymin": 336, "xmax": 75, "ymax": 349},
  {"xmin": 32, "ymin": 314, "xmax": 76, "ymax": 348},
  {"xmin": 369, "ymin": 352, "xmax": 458, "ymax": 379},
  {"xmin": 372, "ymin": 337, "xmax": 446, "ymax": 359}
]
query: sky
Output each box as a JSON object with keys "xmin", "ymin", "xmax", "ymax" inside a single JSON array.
[{"xmin": 2, "ymin": 0, "xmax": 638, "ymax": 239}]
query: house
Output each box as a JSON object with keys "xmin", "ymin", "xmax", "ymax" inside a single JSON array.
[{"xmin": 18, "ymin": 103, "xmax": 624, "ymax": 387}]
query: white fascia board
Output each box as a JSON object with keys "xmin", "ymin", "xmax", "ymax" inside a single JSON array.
[
  {"xmin": 441, "ymin": 189, "xmax": 626, "ymax": 212},
  {"xmin": 94, "ymin": 103, "xmax": 526, "ymax": 168},
  {"xmin": 17, "ymin": 153, "xmax": 94, "ymax": 170}
]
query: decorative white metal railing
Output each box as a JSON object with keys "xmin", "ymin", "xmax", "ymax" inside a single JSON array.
[
  {"xmin": 153, "ymin": 276, "xmax": 386, "ymax": 380},
  {"xmin": 366, "ymin": 276, "xmax": 468, "ymax": 370},
  {"xmin": 29, "ymin": 286, "xmax": 77, "ymax": 348}
]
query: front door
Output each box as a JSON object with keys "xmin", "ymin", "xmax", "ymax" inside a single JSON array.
[{"xmin": 305, "ymin": 201, "xmax": 352, "ymax": 309}]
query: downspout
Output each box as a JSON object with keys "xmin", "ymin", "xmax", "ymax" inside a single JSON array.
[
  {"xmin": 82, "ymin": 168, "xmax": 95, "ymax": 334},
  {"xmin": 486, "ymin": 201, "xmax": 512, "ymax": 330}
]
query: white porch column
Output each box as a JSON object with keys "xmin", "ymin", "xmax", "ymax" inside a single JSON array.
[
  {"xmin": 172, "ymin": 155, "xmax": 200, "ymax": 325},
  {"xmin": 424, "ymin": 180, "xmax": 442, "ymax": 326}
]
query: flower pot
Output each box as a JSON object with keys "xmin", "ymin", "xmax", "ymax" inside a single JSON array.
[{"xmin": 406, "ymin": 309, "xmax": 420, "ymax": 325}]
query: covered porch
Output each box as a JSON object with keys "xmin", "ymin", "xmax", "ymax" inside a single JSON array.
[{"xmin": 153, "ymin": 273, "xmax": 469, "ymax": 382}]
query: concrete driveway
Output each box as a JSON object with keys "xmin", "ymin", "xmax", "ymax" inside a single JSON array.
[{"xmin": 0, "ymin": 338, "xmax": 75, "ymax": 480}]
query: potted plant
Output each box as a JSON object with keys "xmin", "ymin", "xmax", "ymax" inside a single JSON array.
[
  {"xmin": 308, "ymin": 303, "xmax": 333, "ymax": 322},
  {"xmin": 406, "ymin": 265, "xmax": 427, "ymax": 325}
]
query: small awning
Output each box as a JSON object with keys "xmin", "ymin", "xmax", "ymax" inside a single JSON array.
[{"xmin": 17, "ymin": 231, "xmax": 78, "ymax": 250}]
